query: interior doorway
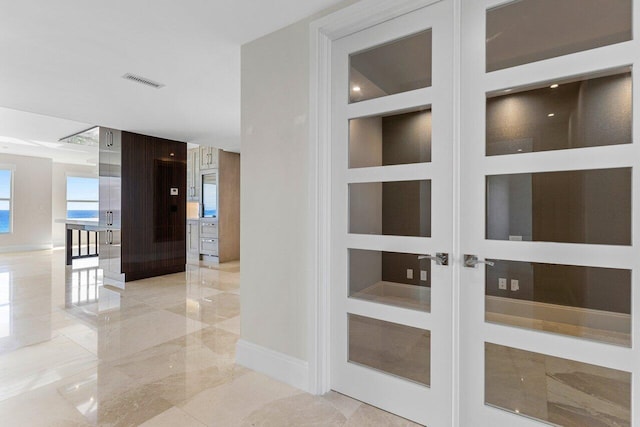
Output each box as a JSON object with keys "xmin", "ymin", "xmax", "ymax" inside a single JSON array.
[{"xmin": 315, "ymin": 0, "xmax": 639, "ymax": 425}]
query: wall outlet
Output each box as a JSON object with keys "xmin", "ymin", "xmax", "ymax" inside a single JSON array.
[
  {"xmin": 407, "ymin": 269, "xmax": 413, "ymax": 279},
  {"xmin": 511, "ymin": 279, "xmax": 519, "ymax": 291},
  {"xmin": 498, "ymin": 278, "xmax": 507, "ymax": 290},
  {"xmin": 420, "ymin": 270, "xmax": 427, "ymax": 281}
]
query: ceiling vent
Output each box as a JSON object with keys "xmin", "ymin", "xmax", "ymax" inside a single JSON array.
[{"xmin": 122, "ymin": 73, "xmax": 165, "ymax": 89}]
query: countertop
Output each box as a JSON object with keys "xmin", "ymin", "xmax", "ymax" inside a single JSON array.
[{"xmin": 55, "ymin": 219, "xmax": 107, "ymax": 231}]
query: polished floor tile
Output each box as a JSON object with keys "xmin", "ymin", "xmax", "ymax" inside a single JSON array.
[{"xmin": 0, "ymin": 249, "xmax": 419, "ymax": 426}]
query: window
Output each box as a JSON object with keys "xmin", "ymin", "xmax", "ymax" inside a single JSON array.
[
  {"xmin": 0, "ymin": 168, "xmax": 12, "ymax": 234},
  {"xmin": 66, "ymin": 176, "xmax": 98, "ymax": 220}
]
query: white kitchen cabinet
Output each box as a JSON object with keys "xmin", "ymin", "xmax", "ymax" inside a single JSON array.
[
  {"xmin": 199, "ymin": 146, "xmax": 218, "ymax": 170},
  {"xmin": 186, "ymin": 219, "xmax": 200, "ymax": 264},
  {"xmin": 187, "ymin": 148, "xmax": 200, "ymax": 201}
]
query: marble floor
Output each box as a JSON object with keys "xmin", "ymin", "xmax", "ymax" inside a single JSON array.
[{"xmin": 0, "ymin": 249, "xmax": 420, "ymax": 427}]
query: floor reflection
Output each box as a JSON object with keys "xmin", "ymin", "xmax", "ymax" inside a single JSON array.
[{"xmin": 0, "ymin": 250, "xmax": 413, "ymax": 426}]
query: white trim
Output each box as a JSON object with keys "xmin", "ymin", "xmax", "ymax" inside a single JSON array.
[
  {"xmin": 0, "ymin": 244, "xmax": 53, "ymax": 254},
  {"xmin": 308, "ymin": 0, "xmax": 444, "ymax": 397},
  {"xmin": 451, "ymin": 1, "xmax": 461, "ymax": 426},
  {"xmin": 236, "ymin": 339, "xmax": 310, "ymax": 392}
]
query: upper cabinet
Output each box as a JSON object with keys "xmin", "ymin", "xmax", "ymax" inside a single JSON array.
[
  {"xmin": 187, "ymin": 148, "xmax": 200, "ymax": 201},
  {"xmin": 199, "ymin": 146, "xmax": 219, "ymax": 170}
]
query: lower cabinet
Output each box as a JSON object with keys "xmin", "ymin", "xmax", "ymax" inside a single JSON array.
[
  {"xmin": 200, "ymin": 238, "xmax": 219, "ymax": 256},
  {"xmin": 186, "ymin": 220, "xmax": 200, "ymax": 264},
  {"xmin": 199, "ymin": 218, "xmax": 219, "ymax": 258}
]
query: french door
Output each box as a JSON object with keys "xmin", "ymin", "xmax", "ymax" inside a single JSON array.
[
  {"xmin": 330, "ymin": 2, "xmax": 454, "ymax": 425},
  {"xmin": 329, "ymin": 0, "xmax": 638, "ymax": 426}
]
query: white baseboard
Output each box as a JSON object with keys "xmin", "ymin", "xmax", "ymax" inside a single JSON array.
[
  {"xmin": 0, "ymin": 244, "xmax": 53, "ymax": 254},
  {"xmin": 236, "ymin": 339, "xmax": 310, "ymax": 393}
]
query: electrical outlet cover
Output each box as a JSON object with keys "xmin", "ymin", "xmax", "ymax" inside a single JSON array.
[
  {"xmin": 511, "ymin": 279, "xmax": 519, "ymax": 291},
  {"xmin": 498, "ymin": 278, "xmax": 507, "ymax": 290},
  {"xmin": 420, "ymin": 270, "xmax": 427, "ymax": 281},
  {"xmin": 407, "ymin": 269, "xmax": 413, "ymax": 279}
]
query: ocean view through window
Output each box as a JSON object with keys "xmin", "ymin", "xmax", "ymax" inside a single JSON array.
[
  {"xmin": 66, "ymin": 176, "xmax": 98, "ymax": 220},
  {"xmin": 0, "ymin": 169, "xmax": 12, "ymax": 233}
]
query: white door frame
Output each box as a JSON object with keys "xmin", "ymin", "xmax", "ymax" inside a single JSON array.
[{"xmin": 308, "ymin": 1, "xmax": 460, "ymax": 420}]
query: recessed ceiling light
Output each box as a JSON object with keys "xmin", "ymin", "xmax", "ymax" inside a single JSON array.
[
  {"xmin": 170, "ymin": 152, "xmax": 175, "ymax": 157},
  {"xmin": 352, "ymin": 86, "xmax": 361, "ymax": 92},
  {"xmin": 550, "ymin": 84, "xmax": 559, "ymax": 89},
  {"xmin": 504, "ymin": 88, "xmax": 512, "ymax": 93},
  {"xmin": 547, "ymin": 113, "xmax": 555, "ymax": 117}
]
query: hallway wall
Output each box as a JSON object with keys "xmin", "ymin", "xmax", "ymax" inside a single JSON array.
[
  {"xmin": 240, "ymin": 0, "xmax": 357, "ymax": 365},
  {"xmin": 0, "ymin": 154, "xmax": 52, "ymax": 252}
]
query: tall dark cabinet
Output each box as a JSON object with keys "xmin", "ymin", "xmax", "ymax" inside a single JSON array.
[{"xmin": 121, "ymin": 132, "xmax": 187, "ymax": 281}]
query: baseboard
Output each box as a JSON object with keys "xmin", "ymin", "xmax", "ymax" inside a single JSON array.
[
  {"xmin": 236, "ymin": 339, "xmax": 310, "ymax": 393},
  {"xmin": 0, "ymin": 244, "xmax": 53, "ymax": 254}
]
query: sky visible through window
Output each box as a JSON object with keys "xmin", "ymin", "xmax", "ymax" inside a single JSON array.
[
  {"xmin": 0, "ymin": 170, "xmax": 11, "ymax": 233},
  {"xmin": 67, "ymin": 177, "xmax": 98, "ymax": 220}
]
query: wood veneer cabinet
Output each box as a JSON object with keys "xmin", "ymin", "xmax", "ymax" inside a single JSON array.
[{"xmin": 121, "ymin": 131, "xmax": 187, "ymax": 281}]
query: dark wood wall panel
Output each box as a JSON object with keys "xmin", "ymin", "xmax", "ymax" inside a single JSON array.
[{"xmin": 121, "ymin": 132, "xmax": 187, "ymax": 281}]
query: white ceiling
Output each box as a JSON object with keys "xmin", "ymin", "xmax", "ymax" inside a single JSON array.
[{"xmin": 0, "ymin": 0, "xmax": 345, "ymax": 163}]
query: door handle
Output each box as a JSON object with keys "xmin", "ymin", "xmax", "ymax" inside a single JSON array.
[
  {"xmin": 464, "ymin": 254, "xmax": 494, "ymax": 268},
  {"xmin": 418, "ymin": 253, "xmax": 448, "ymax": 266}
]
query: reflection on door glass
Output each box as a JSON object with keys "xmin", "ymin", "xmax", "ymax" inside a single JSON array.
[
  {"xmin": 349, "ymin": 30, "xmax": 432, "ymax": 103},
  {"xmin": 349, "ymin": 314, "xmax": 430, "ymax": 386},
  {"xmin": 485, "ymin": 343, "xmax": 631, "ymax": 426},
  {"xmin": 486, "ymin": 168, "xmax": 631, "ymax": 245},
  {"xmin": 350, "ymin": 107, "xmax": 431, "ymax": 168},
  {"xmin": 349, "ymin": 249, "xmax": 431, "ymax": 311},
  {"xmin": 349, "ymin": 180, "xmax": 431, "ymax": 237},
  {"xmin": 487, "ymin": 69, "xmax": 632, "ymax": 156},
  {"xmin": 486, "ymin": 0, "xmax": 632, "ymax": 72},
  {"xmin": 485, "ymin": 259, "xmax": 630, "ymax": 346}
]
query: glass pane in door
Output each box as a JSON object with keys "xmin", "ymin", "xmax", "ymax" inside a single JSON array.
[
  {"xmin": 485, "ymin": 259, "xmax": 631, "ymax": 346},
  {"xmin": 486, "ymin": 168, "xmax": 631, "ymax": 245},
  {"xmin": 486, "ymin": 0, "xmax": 632, "ymax": 72},
  {"xmin": 349, "ymin": 314, "xmax": 431, "ymax": 386},
  {"xmin": 349, "ymin": 180, "xmax": 431, "ymax": 237},
  {"xmin": 485, "ymin": 343, "xmax": 631, "ymax": 425},
  {"xmin": 349, "ymin": 249, "xmax": 431, "ymax": 311},
  {"xmin": 349, "ymin": 30, "xmax": 432, "ymax": 103},
  {"xmin": 486, "ymin": 69, "xmax": 632, "ymax": 155},
  {"xmin": 350, "ymin": 107, "xmax": 432, "ymax": 168}
]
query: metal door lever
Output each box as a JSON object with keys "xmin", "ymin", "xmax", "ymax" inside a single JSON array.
[
  {"xmin": 417, "ymin": 253, "xmax": 448, "ymax": 266},
  {"xmin": 464, "ymin": 254, "xmax": 494, "ymax": 268}
]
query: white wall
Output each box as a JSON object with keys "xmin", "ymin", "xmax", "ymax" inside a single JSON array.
[
  {"xmin": 0, "ymin": 154, "xmax": 52, "ymax": 252},
  {"xmin": 51, "ymin": 163, "xmax": 98, "ymax": 246},
  {"xmin": 240, "ymin": 1, "xmax": 357, "ymax": 363}
]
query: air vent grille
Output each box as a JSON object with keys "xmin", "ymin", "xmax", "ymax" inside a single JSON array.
[{"xmin": 122, "ymin": 73, "xmax": 165, "ymax": 89}]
